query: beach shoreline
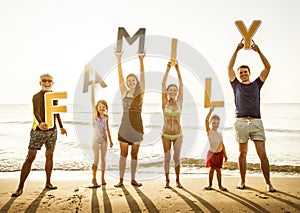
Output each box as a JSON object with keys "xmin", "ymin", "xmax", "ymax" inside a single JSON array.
[{"xmin": 1, "ymin": 171, "xmax": 299, "ymax": 212}]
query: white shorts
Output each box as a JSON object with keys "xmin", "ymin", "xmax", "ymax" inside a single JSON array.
[{"xmin": 234, "ymin": 118, "xmax": 266, "ymax": 143}]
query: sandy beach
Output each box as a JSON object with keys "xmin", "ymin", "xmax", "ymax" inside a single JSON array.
[{"xmin": 0, "ymin": 171, "xmax": 299, "ymax": 212}]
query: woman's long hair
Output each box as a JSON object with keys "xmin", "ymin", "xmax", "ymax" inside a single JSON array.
[{"xmin": 126, "ymin": 73, "xmax": 143, "ymax": 109}]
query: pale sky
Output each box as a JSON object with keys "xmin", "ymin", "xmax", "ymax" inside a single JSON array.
[{"xmin": 0, "ymin": 0, "xmax": 299, "ymax": 104}]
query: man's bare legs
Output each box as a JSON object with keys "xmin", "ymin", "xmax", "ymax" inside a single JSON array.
[
  {"xmin": 254, "ymin": 140, "xmax": 275, "ymax": 192},
  {"xmin": 237, "ymin": 142, "xmax": 248, "ymax": 188},
  {"xmin": 12, "ymin": 149, "xmax": 37, "ymax": 196},
  {"xmin": 45, "ymin": 146, "xmax": 56, "ymax": 188},
  {"xmin": 237, "ymin": 141, "xmax": 275, "ymax": 192}
]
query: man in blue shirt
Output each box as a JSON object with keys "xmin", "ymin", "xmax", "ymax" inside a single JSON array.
[{"xmin": 228, "ymin": 40, "xmax": 275, "ymax": 192}]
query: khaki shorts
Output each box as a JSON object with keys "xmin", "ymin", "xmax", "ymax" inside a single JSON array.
[{"xmin": 234, "ymin": 118, "xmax": 266, "ymax": 143}]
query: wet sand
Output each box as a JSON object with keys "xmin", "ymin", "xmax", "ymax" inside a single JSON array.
[{"xmin": 0, "ymin": 171, "xmax": 299, "ymax": 212}]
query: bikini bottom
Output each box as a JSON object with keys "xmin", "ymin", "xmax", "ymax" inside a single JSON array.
[{"xmin": 162, "ymin": 133, "xmax": 182, "ymax": 141}]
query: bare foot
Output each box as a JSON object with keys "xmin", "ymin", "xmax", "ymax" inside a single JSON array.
[
  {"xmin": 267, "ymin": 183, "xmax": 276, "ymax": 192},
  {"xmin": 236, "ymin": 183, "xmax": 246, "ymax": 189},
  {"xmin": 89, "ymin": 179, "xmax": 100, "ymax": 188},
  {"xmin": 176, "ymin": 181, "xmax": 183, "ymax": 188},
  {"xmin": 219, "ymin": 186, "xmax": 228, "ymax": 191},
  {"xmin": 45, "ymin": 183, "xmax": 58, "ymax": 190},
  {"xmin": 165, "ymin": 181, "xmax": 170, "ymax": 189},
  {"xmin": 204, "ymin": 186, "xmax": 212, "ymax": 190},
  {"xmin": 131, "ymin": 180, "xmax": 142, "ymax": 187},
  {"xmin": 114, "ymin": 182, "xmax": 123, "ymax": 187},
  {"xmin": 12, "ymin": 188, "xmax": 23, "ymax": 197}
]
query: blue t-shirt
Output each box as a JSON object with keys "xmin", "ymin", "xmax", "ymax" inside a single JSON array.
[{"xmin": 231, "ymin": 77, "xmax": 264, "ymax": 118}]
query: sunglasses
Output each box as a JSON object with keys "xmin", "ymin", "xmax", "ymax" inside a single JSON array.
[{"xmin": 41, "ymin": 79, "xmax": 53, "ymax": 83}]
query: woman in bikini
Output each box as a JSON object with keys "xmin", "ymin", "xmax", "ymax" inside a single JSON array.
[
  {"xmin": 90, "ymin": 80, "xmax": 113, "ymax": 188},
  {"xmin": 162, "ymin": 61, "xmax": 183, "ymax": 188},
  {"xmin": 114, "ymin": 51, "xmax": 145, "ymax": 187}
]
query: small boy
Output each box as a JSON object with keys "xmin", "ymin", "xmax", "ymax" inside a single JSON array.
[{"xmin": 204, "ymin": 107, "xmax": 227, "ymax": 191}]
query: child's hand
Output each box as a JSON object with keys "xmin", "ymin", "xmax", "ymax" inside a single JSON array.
[
  {"xmin": 224, "ymin": 155, "xmax": 228, "ymax": 162},
  {"xmin": 110, "ymin": 142, "xmax": 113, "ymax": 148}
]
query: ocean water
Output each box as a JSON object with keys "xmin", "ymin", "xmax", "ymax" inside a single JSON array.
[{"xmin": 0, "ymin": 103, "xmax": 299, "ymax": 179}]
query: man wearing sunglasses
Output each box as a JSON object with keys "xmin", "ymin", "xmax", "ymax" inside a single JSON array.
[
  {"xmin": 228, "ymin": 40, "xmax": 275, "ymax": 192},
  {"xmin": 12, "ymin": 74, "xmax": 67, "ymax": 197}
]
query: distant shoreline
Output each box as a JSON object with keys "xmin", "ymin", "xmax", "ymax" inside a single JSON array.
[{"xmin": 1, "ymin": 167, "xmax": 299, "ymax": 179}]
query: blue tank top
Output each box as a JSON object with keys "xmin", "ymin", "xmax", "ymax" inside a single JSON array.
[{"xmin": 231, "ymin": 77, "xmax": 264, "ymax": 118}]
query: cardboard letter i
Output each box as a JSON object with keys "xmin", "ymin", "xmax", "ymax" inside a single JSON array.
[{"xmin": 170, "ymin": 38, "xmax": 177, "ymax": 66}]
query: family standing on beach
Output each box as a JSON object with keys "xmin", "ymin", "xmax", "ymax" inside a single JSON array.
[{"xmin": 12, "ymin": 40, "xmax": 276, "ymax": 197}]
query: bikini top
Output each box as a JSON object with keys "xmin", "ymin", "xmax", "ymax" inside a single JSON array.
[{"xmin": 163, "ymin": 103, "xmax": 181, "ymax": 117}]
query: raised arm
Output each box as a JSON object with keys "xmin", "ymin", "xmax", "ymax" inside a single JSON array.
[
  {"xmin": 205, "ymin": 107, "xmax": 214, "ymax": 133},
  {"xmin": 115, "ymin": 51, "xmax": 127, "ymax": 97},
  {"xmin": 175, "ymin": 62, "xmax": 183, "ymax": 108},
  {"xmin": 228, "ymin": 40, "xmax": 244, "ymax": 82},
  {"xmin": 251, "ymin": 40, "xmax": 271, "ymax": 82},
  {"xmin": 91, "ymin": 81, "xmax": 97, "ymax": 119},
  {"xmin": 138, "ymin": 52, "xmax": 145, "ymax": 93},
  {"xmin": 162, "ymin": 62, "xmax": 171, "ymax": 109}
]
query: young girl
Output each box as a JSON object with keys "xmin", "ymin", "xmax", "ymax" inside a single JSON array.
[
  {"xmin": 205, "ymin": 107, "xmax": 227, "ymax": 191},
  {"xmin": 91, "ymin": 81, "xmax": 113, "ymax": 187}
]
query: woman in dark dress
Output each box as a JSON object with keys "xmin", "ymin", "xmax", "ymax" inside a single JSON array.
[{"xmin": 114, "ymin": 51, "xmax": 145, "ymax": 187}]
